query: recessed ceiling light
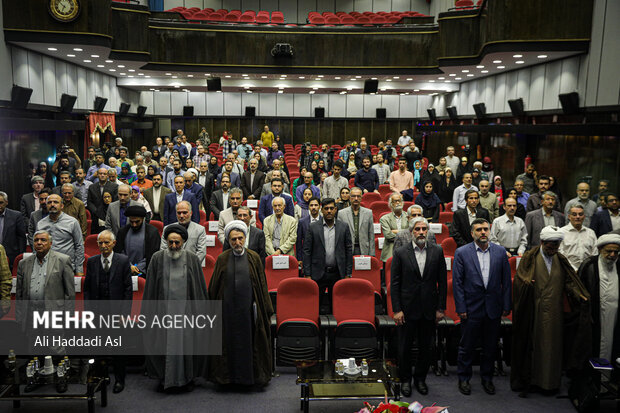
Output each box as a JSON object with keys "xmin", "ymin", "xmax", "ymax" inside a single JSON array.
[
  {"xmin": 355, "ymin": 76, "xmax": 361, "ymax": 78},
  {"xmin": 205, "ymin": 73, "xmax": 210, "ymax": 76},
  {"xmin": 515, "ymin": 60, "xmax": 525, "ymax": 64},
  {"xmin": 278, "ymin": 90, "xmax": 283, "ymax": 94},
  {"xmin": 393, "ymin": 76, "xmax": 399, "ymax": 79},
  {"xmin": 188, "ymin": 74, "xmax": 193, "ymax": 77},
  {"xmin": 340, "ymin": 91, "xmax": 346, "ymax": 94},
  {"xmin": 120, "ymin": 73, "xmax": 126, "ymax": 76},
  {"xmin": 109, "ymin": 69, "xmax": 116, "ymax": 72},
  {"xmin": 83, "ymin": 59, "xmax": 91, "ymax": 63},
  {"xmin": 315, "ymin": 78, "xmax": 321, "ymax": 81},
  {"xmin": 105, "ymin": 60, "xmax": 113, "ymax": 63},
  {"xmin": 244, "ymin": 86, "xmax": 250, "ymax": 89},
  {"xmin": 467, "ymin": 74, "xmax": 474, "ymax": 77},
  {"xmin": 48, "ymin": 47, "xmax": 57, "ymax": 51},
  {"xmin": 172, "ymin": 76, "xmax": 177, "ymax": 78},
  {"xmin": 386, "ymin": 79, "xmax": 392, "ymax": 82},
  {"xmin": 299, "ymin": 76, "xmax": 305, "ymax": 79},
  {"xmin": 174, "ymin": 85, "xmax": 179, "ymax": 88},
  {"xmin": 445, "ymin": 80, "xmax": 451, "ymax": 83},
  {"xmin": 513, "ymin": 54, "xmax": 523, "ymax": 58},
  {"xmin": 438, "ymin": 77, "xmax": 445, "ymax": 80},
  {"xmin": 476, "ymin": 65, "xmax": 484, "ymax": 68},
  {"xmin": 414, "ymin": 89, "xmax": 419, "ymax": 92},
  {"xmin": 246, "ymin": 90, "xmax": 253, "ymax": 93},
  {"xmin": 67, "ymin": 54, "xmax": 75, "ymax": 57},
  {"xmin": 91, "ymin": 54, "xmax": 99, "ymax": 58},
  {"xmin": 278, "ymin": 87, "xmax": 285, "ymax": 90},
  {"xmin": 145, "ymin": 75, "xmax": 150, "ymax": 78},
  {"xmin": 371, "ymin": 77, "xmax": 377, "ymax": 80},
  {"xmin": 335, "ymin": 76, "xmax": 341, "ymax": 79},
  {"xmin": 449, "ymin": 74, "xmax": 456, "ymax": 77},
  {"xmin": 429, "ymin": 80, "xmax": 435, "ymax": 83},
  {"xmin": 138, "ymin": 73, "xmax": 144, "ymax": 76},
  {"xmin": 312, "ymin": 87, "xmax": 318, "ymax": 90},
  {"xmin": 261, "ymin": 75, "xmax": 267, "ymax": 78},
  {"xmin": 128, "ymin": 75, "xmax": 134, "ymax": 78},
  {"xmin": 128, "ymin": 69, "xmax": 135, "ymax": 72},
  {"xmin": 347, "ymin": 87, "xmax": 353, "ymax": 90},
  {"xmin": 97, "ymin": 65, "xmax": 104, "ymax": 68},
  {"xmin": 480, "ymin": 70, "xmax": 488, "ymax": 73},
  {"xmin": 216, "ymin": 90, "xmax": 222, "ymax": 93},
  {"xmin": 117, "ymin": 65, "xmax": 125, "ymax": 68},
  {"xmin": 153, "ymin": 89, "xmax": 159, "ymax": 92},
  {"xmin": 317, "ymin": 75, "xmax": 323, "ymax": 78},
  {"xmin": 455, "ymin": 77, "xmax": 462, "ymax": 80},
  {"xmin": 309, "ymin": 91, "xmax": 315, "ymax": 94},
  {"xmin": 462, "ymin": 69, "xmax": 469, "ymax": 73},
  {"xmin": 225, "ymin": 75, "xmax": 231, "ymax": 78},
  {"xmin": 407, "ymin": 78, "xmax": 413, "ymax": 81},
  {"xmin": 380, "ymin": 88, "xmax": 387, "ymax": 91},
  {"xmin": 493, "ymin": 60, "xmax": 502, "ymax": 64},
  {"xmin": 497, "ymin": 66, "xmax": 505, "ymax": 69},
  {"xmin": 400, "ymin": 93, "xmax": 405, "ymax": 96},
  {"xmin": 242, "ymin": 74, "xmax": 248, "ymax": 76},
  {"xmin": 73, "ymin": 48, "xmax": 83, "ymax": 52}
]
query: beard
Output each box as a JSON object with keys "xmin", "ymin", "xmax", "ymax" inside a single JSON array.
[
  {"xmin": 166, "ymin": 248, "xmax": 183, "ymax": 260},
  {"xmin": 393, "ymin": 206, "xmax": 403, "ymax": 214},
  {"xmin": 415, "ymin": 235, "xmax": 427, "ymax": 248},
  {"xmin": 602, "ymin": 255, "xmax": 619, "ymax": 268},
  {"xmin": 232, "ymin": 245, "xmax": 245, "ymax": 256}
]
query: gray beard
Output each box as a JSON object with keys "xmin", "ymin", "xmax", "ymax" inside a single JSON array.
[
  {"xmin": 601, "ymin": 256, "xmax": 618, "ymax": 268},
  {"xmin": 415, "ymin": 237, "xmax": 427, "ymax": 248},
  {"xmin": 166, "ymin": 249, "xmax": 182, "ymax": 260}
]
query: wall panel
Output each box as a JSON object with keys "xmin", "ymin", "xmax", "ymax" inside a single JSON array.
[
  {"xmin": 311, "ymin": 94, "xmax": 329, "ymax": 116},
  {"xmin": 258, "ymin": 93, "xmax": 276, "ymax": 116},
  {"xmin": 542, "ymin": 60, "xmax": 562, "ymax": 110},
  {"xmin": 363, "ymin": 95, "xmax": 381, "ymax": 118},
  {"xmin": 139, "ymin": 91, "xmax": 155, "ymax": 116},
  {"xmin": 276, "ymin": 93, "xmax": 294, "ymax": 116},
  {"xmin": 224, "ymin": 92, "xmax": 242, "ymax": 115},
  {"xmin": 222, "ymin": 0, "xmax": 241, "ymax": 10},
  {"xmin": 372, "ymin": 0, "xmax": 390, "ymax": 12},
  {"xmin": 346, "ymin": 94, "xmax": 363, "ymax": 118},
  {"xmin": 559, "ymin": 57, "xmax": 579, "ymax": 94},
  {"xmin": 354, "ymin": 0, "xmax": 372, "ymax": 12},
  {"xmin": 399, "ymin": 95, "xmax": 417, "ymax": 118},
  {"xmin": 27, "ymin": 53, "xmax": 44, "ymax": 105},
  {"xmin": 189, "ymin": 92, "xmax": 207, "ymax": 116},
  {"xmin": 596, "ymin": 0, "xmax": 620, "ymax": 106},
  {"xmin": 381, "ymin": 95, "xmax": 399, "ymax": 118},
  {"xmin": 241, "ymin": 93, "xmax": 259, "ymax": 115},
  {"xmin": 154, "ymin": 91, "xmax": 172, "ymax": 115},
  {"xmin": 293, "ymin": 94, "xmax": 311, "ymax": 117},
  {"xmin": 41, "ymin": 56, "xmax": 56, "ymax": 107},
  {"xmin": 528, "ymin": 64, "xmax": 545, "ymax": 111},
  {"xmin": 328, "ymin": 94, "xmax": 346, "ymax": 117},
  {"xmin": 335, "ymin": 0, "xmax": 354, "ymax": 12}
]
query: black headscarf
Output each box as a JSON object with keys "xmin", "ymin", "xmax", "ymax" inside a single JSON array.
[{"xmin": 415, "ymin": 180, "xmax": 442, "ymax": 210}]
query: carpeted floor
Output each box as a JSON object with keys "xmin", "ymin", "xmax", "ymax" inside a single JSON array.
[{"xmin": 4, "ymin": 365, "xmax": 616, "ymax": 413}]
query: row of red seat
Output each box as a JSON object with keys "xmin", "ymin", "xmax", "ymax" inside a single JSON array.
[
  {"xmin": 308, "ymin": 10, "xmax": 428, "ymax": 25},
  {"xmin": 166, "ymin": 7, "xmax": 285, "ymax": 24}
]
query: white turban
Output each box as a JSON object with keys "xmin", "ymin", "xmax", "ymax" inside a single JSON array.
[
  {"xmin": 540, "ymin": 226, "xmax": 564, "ymax": 242},
  {"xmin": 224, "ymin": 220, "xmax": 247, "ymax": 240},
  {"xmin": 597, "ymin": 234, "xmax": 620, "ymax": 249},
  {"xmin": 187, "ymin": 168, "xmax": 199, "ymax": 178}
]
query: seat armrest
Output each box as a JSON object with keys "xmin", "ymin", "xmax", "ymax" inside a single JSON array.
[
  {"xmin": 270, "ymin": 314, "xmax": 277, "ymax": 332},
  {"xmin": 375, "ymin": 314, "xmax": 395, "ymax": 329},
  {"xmin": 320, "ymin": 314, "xmax": 337, "ymax": 330},
  {"xmin": 437, "ymin": 316, "xmax": 455, "ymax": 327}
]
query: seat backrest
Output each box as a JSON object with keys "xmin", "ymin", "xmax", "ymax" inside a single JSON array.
[
  {"xmin": 351, "ymin": 255, "xmax": 382, "ymax": 293},
  {"xmin": 224, "ymin": 12, "xmax": 240, "ymax": 21},
  {"xmin": 256, "ymin": 14, "xmax": 269, "ymax": 23},
  {"xmin": 150, "ymin": 220, "xmax": 164, "ymax": 236},
  {"xmin": 438, "ymin": 211, "xmax": 453, "ymax": 224},
  {"xmin": 84, "ymin": 234, "xmax": 99, "ymax": 257},
  {"xmin": 12, "ymin": 253, "xmax": 25, "ymax": 278},
  {"xmin": 509, "ymin": 256, "xmax": 518, "ymax": 279},
  {"xmin": 131, "ymin": 276, "xmax": 146, "ymax": 316},
  {"xmin": 333, "ymin": 278, "xmax": 375, "ymax": 324},
  {"xmin": 361, "ymin": 192, "xmax": 381, "ymax": 207},
  {"xmin": 434, "ymin": 223, "xmax": 451, "ymax": 244},
  {"xmin": 239, "ymin": 13, "xmax": 255, "ymax": 22},
  {"xmin": 445, "ymin": 279, "xmax": 459, "ymax": 321},
  {"xmin": 277, "ymin": 278, "xmax": 319, "ymax": 329},
  {"xmin": 386, "ymin": 283, "xmax": 394, "ymax": 317},
  {"xmin": 265, "ymin": 255, "xmax": 299, "ymax": 291},
  {"xmin": 203, "ymin": 255, "xmax": 216, "ymax": 288},
  {"xmin": 370, "ymin": 201, "xmax": 391, "ymax": 221},
  {"xmin": 441, "ymin": 237, "xmax": 457, "ymax": 257},
  {"xmin": 385, "ymin": 256, "xmax": 393, "ymax": 288}
]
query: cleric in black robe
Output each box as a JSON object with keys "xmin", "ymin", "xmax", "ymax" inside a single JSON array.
[
  {"xmin": 208, "ymin": 220, "xmax": 273, "ymax": 387},
  {"xmin": 143, "ymin": 224, "xmax": 209, "ymax": 392}
]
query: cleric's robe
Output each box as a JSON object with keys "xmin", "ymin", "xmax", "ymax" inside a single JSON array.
[{"xmin": 208, "ymin": 248, "xmax": 273, "ymax": 386}]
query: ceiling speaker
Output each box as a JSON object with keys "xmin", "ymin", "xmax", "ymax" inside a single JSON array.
[
  {"xmin": 207, "ymin": 77, "xmax": 222, "ymax": 92},
  {"xmin": 119, "ymin": 103, "xmax": 131, "ymax": 116},
  {"xmin": 559, "ymin": 92, "xmax": 580, "ymax": 115},
  {"xmin": 446, "ymin": 106, "xmax": 458, "ymax": 120},
  {"xmin": 314, "ymin": 107, "xmax": 325, "ymax": 118},
  {"xmin": 94, "ymin": 96, "xmax": 108, "ymax": 112},
  {"xmin": 11, "ymin": 85, "xmax": 33, "ymax": 109},
  {"xmin": 364, "ymin": 79, "xmax": 378, "ymax": 94},
  {"xmin": 376, "ymin": 108, "xmax": 386, "ymax": 119},
  {"xmin": 427, "ymin": 108, "xmax": 436, "ymax": 121},
  {"xmin": 473, "ymin": 102, "xmax": 486, "ymax": 119},
  {"xmin": 60, "ymin": 93, "xmax": 77, "ymax": 113},
  {"xmin": 137, "ymin": 106, "xmax": 147, "ymax": 117},
  {"xmin": 508, "ymin": 98, "xmax": 525, "ymax": 117},
  {"xmin": 183, "ymin": 106, "xmax": 194, "ymax": 117},
  {"xmin": 245, "ymin": 106, "xmax": 255, "ymax": 117}
]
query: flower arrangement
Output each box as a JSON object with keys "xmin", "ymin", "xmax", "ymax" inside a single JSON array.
[{"xmin": 355, "ymin": 400, "xmax": 449, "ymax": 413}]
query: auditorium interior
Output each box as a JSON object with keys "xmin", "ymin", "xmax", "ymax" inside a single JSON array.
[{"xmin": 0, "ymin": 0, "xmax": 619, "ymax": 412}]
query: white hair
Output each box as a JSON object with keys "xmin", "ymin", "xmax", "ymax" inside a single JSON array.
[{"xmin": 97, "ymin": 230, "xmax": 116, "ymax": 241}]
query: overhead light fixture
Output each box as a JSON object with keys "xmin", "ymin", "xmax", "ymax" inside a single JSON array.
[
  {"xmin": 261, "ymin": 75, "xmax": 267, "ymax": 78},
  {"xmin": 172, "ymin": 75, "xmax": 177, "ymax": 78},
  {"xmin": 278, "ymin": 90, "xmax": 283, "ymax": 94},
  {"xmin": 455, "ymin": 77, "xmax": 462, "ymax": 80},
  {"xmin": 174, "ymin": 85, "xmax": 179, "ymax": 88},
  {"xmin": 73, "ymin": 48, "xmax": 83, "ymax": 51},
  {"xmin": 355, "ymin": 76, "xmax": 361, "ymax": 78},
  {"xmin": 393, "ymin": 76, "xmax": 399, "ymax": 79},
  {"xmin": 407, "ymin": 78, "xmax": 413, "ymax": 81},
  {"xmin": 467, "ymin": 74, "xmax": 474, "ymax": 77},
  {"xmin": 225, "ymin": 75, "xmax": 231, "ymax": 78},
  {"xmin": 317, "ymin": 75, "xmax": 323, "ymax": 78},
  {"xmin": 438, "ymin": 77, "xmax": 445, "ymax": 80},
  {"xmin": 128, "ymin": 69, "xmax": 135, "ymax": 72},
  {"xmin": 340, "ymin": 91, "xmax": 346, "ymax": 94},
  {"xmin": 117, "ymin": 65, "xmax": 125, "ymax": 68},
  {"xmin": 299, "ymin": 76, "xmax": 305, "ymax": 79},
  {"xmin": 493, "ymin": 60, "xmax": 502, "ymax": 63},
  {"xmin": 445, "ymin": 80, "xmax": 451, "ymax": 83},
  {"xmin": 335, "ymin": 76, "xmax": 341, "ymax": 79},
  {"xmin": 242, "ymin": 74, "xmax": 248, "ymax": 76},
  {"xmin": 138, "ymin": 73, "xmax": 144, "ymax": 76},
  {"xmin": 462, "ymin": 69, "xmax": 469, "ymax": 73},
  {"xmin": 128, "ymin": 75, "xmax": 134, "ymax": 78},
  {"xmin": 371, "ymin": 77, "xmax": 378, "ymax": 80},
  {"xmin": 67, "ymin": 54, "xmax": 75, "ymax": 57},
  {"xmin": 429, "ymin": 80, "xmax": 435, "ymax": 83},
  {"xmin": 497, "ymin": 66, "xmax": 505, "ymax": 69},
  {"xmin": 312, "ymin": 87, "xmax": 318, "ymax": 90},
  {"xmin": 145, "ymin": 75, "xmax": 150, "ymax": 78},
  {"xmin": 513, "ymin": 54, "xmax": 523, "ymax": 58},
  {"xmin": 386, "ymin": 79, "xmax": 392, "ymax": 82},
  {"xmin": 449, "ymin": 74, "xmax": 456, "ymax": 77},
  {"xmin": 109, "ymin": 69, "xmax": 116, "ymax": 72},
  {"xmin": 165, "ymin": 73, "xmax": 172, "ymax": 76},
  {"xmin": 216, "ymin": 90, "xmax": 222, "ymax": 93},
  {"xmin": 413, "ymin": 89, "xmax": 419, "ymax": 92},
  {"xmin": 48, "ymin": 47, "xmax": 57, "ymax": 51},
  {"xmin": 476, "ymin": 65, "xmax": 484, "ymax": 68},
  {"xmin": 481, "ymin": 70, "xmax": 488, "ymax": 73},
  {"xmin": 120, "ymin": 73, "xmax": 126, "ymax": 76},
  {"xmin": 91, "ymin": 54, "xmax": 99, "ymax": 58},
  {"xmin": 188, "ymin": 74, "xmax": 193, "ymax": 77},
  {"xmin": 537, "ymin": 55, "xmax": 548, "ymax": 59},
  {"xmin": 347, "ymin": 87, "xmax": 353, "ymax": 91},
  {"xmin": 83, "ymin": 59, "xmax": 91, "ymax": 63},
  {"xmin": 380, "ymin": 88, "xmax": 387, "ymax": 91},
  {"xmin": 105, "ymin": 60, "xmax": 113, "ymax": 63},
  {"xmin": 309, "ymin": 91, "xmax": 315, "ymax": 94},
  {"xmin": 515, "ymin": 61, "xmax": 524, "ymax": 64},
  {"xmin": 246, "ymin": 90, "xmax": 253, "ymax": 93}
]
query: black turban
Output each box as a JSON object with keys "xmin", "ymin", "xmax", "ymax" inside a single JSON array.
[
  {"xmin": 163, "ymin": 224, "xmax": 188, "ymax": 241},
  {"xmin": 125, "ymin": 205, "xmax": 147, "ymax": 217}
]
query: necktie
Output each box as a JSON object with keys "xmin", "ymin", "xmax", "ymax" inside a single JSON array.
[{"xmin": 103, "ymin": 258, "xmax": 110, "ymax": 272}]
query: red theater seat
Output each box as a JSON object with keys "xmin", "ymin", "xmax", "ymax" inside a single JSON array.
[
  {"xmin": 150, "ymin": 220, "xmax": 164, "ymax": 236},
  {"xmin": 84, "ymin": 234, "xmax": 99, "ymax": 257},
  {"xmin": 441, "ymin": 237, "xmax": 457, "ymax": 257},
  {"xmin": 203, "ymin": 255, "xmax": 216, "ymax": 288}
]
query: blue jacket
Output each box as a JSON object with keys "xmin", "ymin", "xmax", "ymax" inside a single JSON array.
[
  {"xmin": 452, "ymin": 242, "xmax": 512, "ymax": 319},
  {"xmin": 258, "ymin": 193, "xmax": 294, "ymax": 223},
  {"xmin": 163, "ymin": 190, "xmax": 200, "ymax": 226},
  {"xmin": 354, "ymin": 167, "xmax": 379, "ymax": 192},
  {"xmin": 173, "ymin": 144, "xmax": 189, "ymax": 159},
  {"xmin": 590, "ymin": 209, "xmax": 614, "ymax": 237}
]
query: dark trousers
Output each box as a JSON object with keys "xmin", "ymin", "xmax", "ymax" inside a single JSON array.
[
  {"xmin": 152, "ymin": 213, "xmax": 162, "ymax": 222},
  {"xmin": 457, "ymin": 316, "xmax": 501, "ymax": 382},
  {"xmin": 397, "ymin": 317, "xmax": 435, "ymax": 383},
  {"xmin": 353, "ymin": 245, "xmax": 361, "ymax": 256},
  {"xmin": 112, "ymin": 356, "xmax": 127, "ymax": 383},
  {"xmin": 315, "ymin": 268, "xmax": 340, "ymax": 314}
]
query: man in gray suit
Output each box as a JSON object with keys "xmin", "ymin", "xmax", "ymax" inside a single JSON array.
[
  {"xmin": 394, "ymin": 205, "xmax": 437, "ymax": 251},
  {"xmin": 160, "ymin": 201, "xmax": 207, "ymax": 265},
  {"xmin": 525, "ymin": 191, "xmax": 565, "ymax": 249},
  {"xmin": 142, "ymin": 173, "xmax": 171, "ymax": 222},
  {"xmin": 380, "ymin": 192, "xmax": 409, "ymax": 262},
  {"xmin": 105, "ymin": 184, "xmax": 139, "ymax": 236},
  {"xmin": 303, "ymin": 197, "xmax": 353, "ymax": 313},
  {"xmin": 217, "ymin": 188, "xmax": 256, "ymax": 244},
  {"xmin": 20, "ymin": 175, "xmax": 44, "ymax": 221},
  {"xmin": 337, "ymin": 187, "xmax": 375, "ymax": 256}
]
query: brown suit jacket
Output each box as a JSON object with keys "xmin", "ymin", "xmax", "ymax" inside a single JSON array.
[
  {"xmin": 63, "ymin": 197, "xmax": 88, "ymax": 239},
  {"xmin": 143, "ymin": 186, "xmax": 172, "ymax": 220}
]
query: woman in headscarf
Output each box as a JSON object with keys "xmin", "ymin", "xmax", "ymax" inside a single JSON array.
[
  {"xmin": 152, "ymin": 148, "xmax": 161, "ymax": 162},
  {"xmin": 436, "ymin": 157, "xmax": 448, "ymax": 176},
  {"xmin": 253, "ymin": 152, "xmax": 269, "ymax": 173},
  {"xmin": 421, "ymin": 163, "xmax": 440, "ymax": 191},
  {"xmin": 346, "ymin": 152, "xmax": 357, "ymax": 177},
  {"xmin": 413, "ymin": 159, "xmax": 423, "ymax": 189},
  {"xmin": 309, "ymin": 160, "xmax": 321, "ymax": 185},
  {"xmin": 438, "ymin": 167, "xmax": 457, "ymax": 208},
  {"xmin": 208, "ymin": 155, "xmax": 221, "ymax": 176},
  {"xmin": 146, "ymin": 165, "xmax": 159, "ymax": 181},
  {"xmin": 184, "ymin": 158, "xmax": 194, "ymax": 171},
  {"xmin": 482, "ymin": 156, "xmax": 494, "ymax": 183},
  {"xmin": 130, "ymin": 185, "xmax": 152, "ymax": 220},
  {"xmin": 36, "ymin": 160, "xmax": 56, "ymax": 188},
  {"xmin": 549, "ymin": 176, "xmax": 563, "ymax": 206},
  {"xmin": 415, "ymin": 180, "xmax": 442, "ymax": 222},
  {"xmin": 118, "ymin": 161, "xmax": 137, "ymax": 184},
  {"xmin": 92, "ymin": 191, "xmax": 113, "ymax": 234},
  {"xmin": 312, "ymin": 151, "xmax": 321, "ymax": 167},
  {"xmin": 294, "ymin": 187, "xmax": 314, "ymax": 221},
  {"xmin": 456, "ymin": 156, "xmax": 473, "ymax": 182},
  {"xmin": 499, "ymin": 187, "xmax": 527, "ymax": 220},
  {"xmin": 336, "ymin": 187, "xmax": 351, "ymax": 213},
  {"xmin": 317, "ymin": 159, "xmax": 327, "ymax": 176},
  {"xmin": 291, "ymin": 167, "xmax": 308, "ymax": 202},
  {"xmin": 491, "ymin": 175, "xmax": 506, "ymax": 206}
]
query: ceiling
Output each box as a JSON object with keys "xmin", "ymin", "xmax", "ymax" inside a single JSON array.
[{"xmin": 13, "ymin": 41, "xmax": 581, "ymax": 96}]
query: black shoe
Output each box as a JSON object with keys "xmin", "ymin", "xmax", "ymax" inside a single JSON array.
[
  {"xmin": 481, "ymin": 380, "xmax": 495, "ymax": 395},
  {"xmin": 414, "ymin": 380, "xmax": 428, "ymax": 395},
  {"xmin": 401, "ymin": 382, "xmax": 412, "ymax": 397},
  {"xmin": 458, "ymin": 380, "xmax": 471, "ymax": 395},
  {"xmin": 113, "ymin": 381, "xmax": 125, "ymax": 394},
  {"xmin": 182, "ymin": 381, "xmax": 195, "ymax": 393},
  {"xmin": 56, "ymin": 381, "xmax": 68, "ymax": 394}
]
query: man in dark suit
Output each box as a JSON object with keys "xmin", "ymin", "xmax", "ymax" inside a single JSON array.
[
  {"xmin": 87, "ymin": 167, "xmax": 119, "ymax": 220},
  {"xmin": 20, "ymin": 175, "xmax": 44, "ymax": 221},
  {"xmin": 152, "ymin": 137, "xmax": 165, "ymax": 155},
  {"xmin": 222, "ymin": 206, "xmax": 266, "ymax": 264},
  {"xmin": 183, "ymin": 171, "xmax": 204, "ymax": 208},
  {"xmin": 591, "ymin": 192, "xmax": 619, "ymax": 237},
  {"xmin": 114, "ymin": 206, "xmax": 160, "ymax": 276},
  {"xmin": 524, "ymin": 191, "xmax": 565, "ymax": 248},
  {"xmin": 303, "ymin": 198, "xmax": 353, "ymax": 313},
  {"xmin": 84, "ymin": 229, "xmax": 132, "ymax": 393},
  {"xmin": 241, "ymin": 158, "xmax": 265, "ymax": 200},
  {"xmin": 0, "ymin": 191, "xmax": 27, "ymax": 270},
  {"xmin": 163, "ymin": 176, "xmax": 199, "ymax": 226},
  {"xmin": 450, "ymin": 189, "xmax": 490, "ymax": 247},
  {"xmin": 296, "ymin": 197, "xmax": 322, "ymax": 263},
  {"xmin": 210, "ymin": 174, "xmax": 232, "ymax": 220},
  {"xmin": 391, "ymin": 216, "xmax": 447, "ymax": 397},
  {"xmin": 195, "ymin": 161, "xmax": 215, "ymax": 219},
  {"xmin": 452, "ymin": 218, "xmax": 511, "ymax": 396},
  {"xmin": 142, "ymin": 173, "xmax": 172, "ymax": 222},
  {"xmin": 216, "ymin": 160, "xmax": 241, "ymax": 188}
]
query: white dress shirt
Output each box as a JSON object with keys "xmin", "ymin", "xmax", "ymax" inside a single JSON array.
[
  {"xmin": 559, "ymin": 223, "xmax": 598, "ymax": 270},
  {"xmin": 476, "ymin": 244, "xmax": 491, "ymax": 287},
  {"xmin": 490, "ymin": 214, "xmax": 528, "ymax": 255},
  {"xmin": 413, "ymin": 243, "xmax": 427, "ymax": 275}
]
